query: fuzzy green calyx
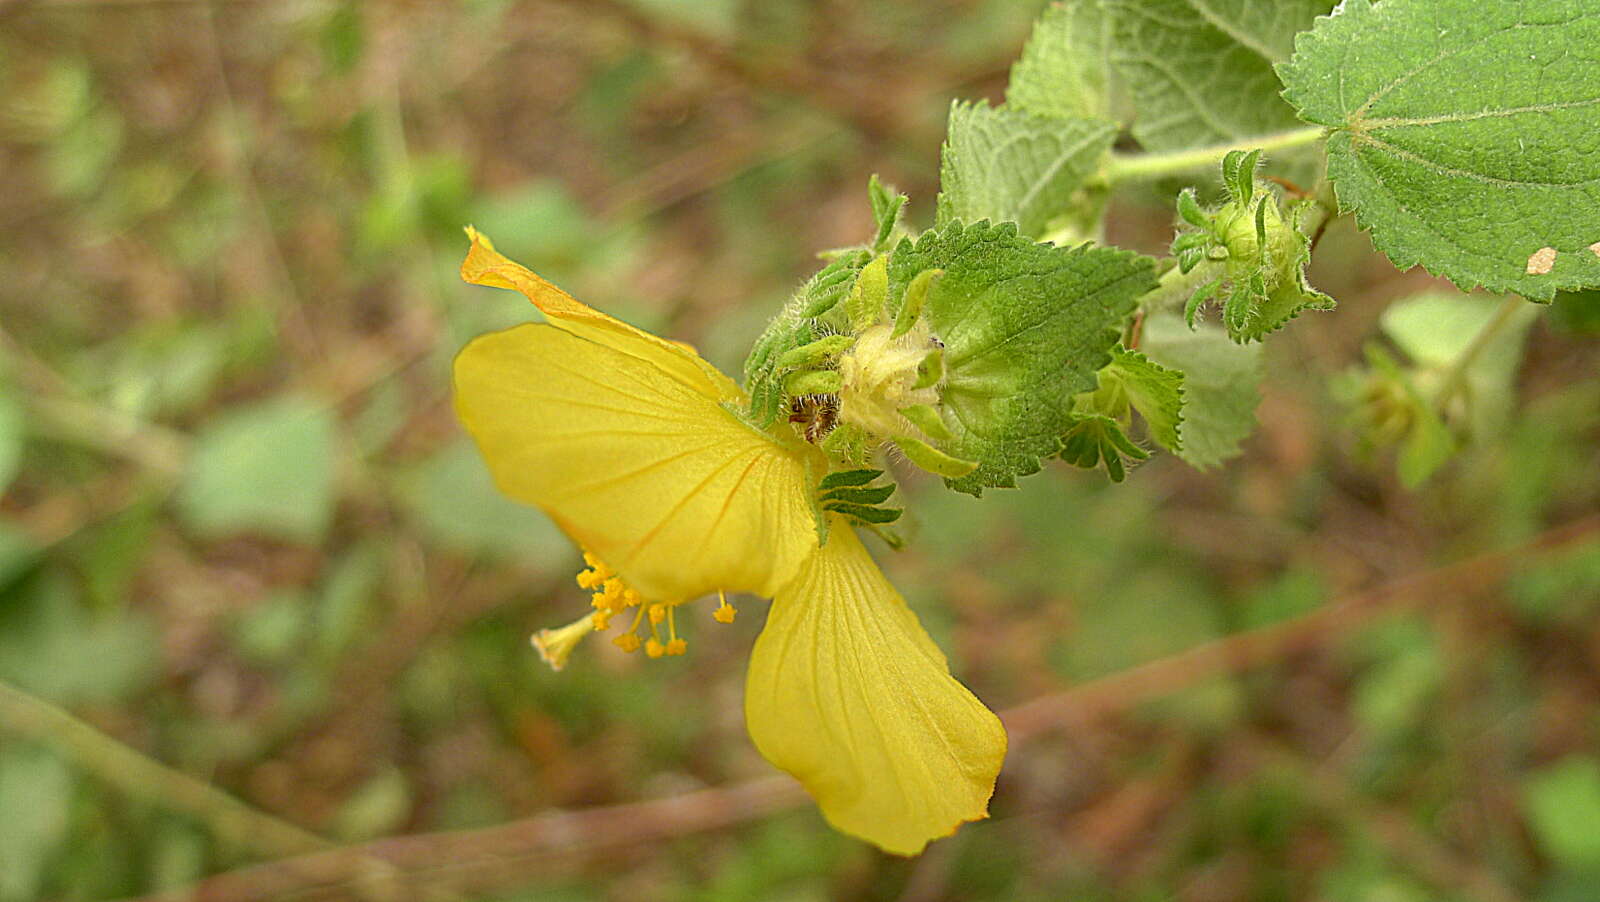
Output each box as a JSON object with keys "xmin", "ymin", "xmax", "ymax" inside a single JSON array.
[{"xmin": 1170, "ymin": 149, "xmax": 1334, "ymax": 343}]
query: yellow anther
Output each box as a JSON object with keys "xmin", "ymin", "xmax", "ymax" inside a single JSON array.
[
  {"xmin": 648, "ymin": 603, "xmax": 666, "ymax": 625},
  {"xmin": 622, "ymin": 588, "xmax": 643, "ymax": 608},
  {"xmin": 713, "ymin": 590, "xmax": 736, "ymax": 623},
  {"xmin": 645, "ymin": 638, "xmax": 665, "ymax": 658},
  {"xmin": 666, "ymin": 638, "xmax": 687, "ymax": 656},
  {"xmin": 575, "ymin": 569, "xmax": 603, "ymax": 590},
  {"xmin": 590, "ymin": 591, "xmax": 609, "ymax": 610},
  {"xmin": 613, "ymin": 632, "xmax": 641, "ymax": 653},
  {"xmin": 592, "ymin": 609, "xmax": 614, "ymax": 631}
]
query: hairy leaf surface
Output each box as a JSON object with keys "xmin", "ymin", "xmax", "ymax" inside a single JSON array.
[
  {"xmin": 1280, "ymin": 0, "xmax": 1600, "ymax": 299},
  {"xmin": 1106, "ymin": 0, "xmax": 1334, "ymax": 151},
  {"xmin": 936, "ymin": 101, "xmax": 1116, "ymax": 240},
  {"xmin": 1139, "ymin": 309, "xmax": 1261, "ymax": 469},
  {"xmin": 1006, "ymin": 1, "xmax": 1126, "ymax": 124},
  {"xmin": 888, "ymin": 221, "xmax": 1156, "ymax": 494}
]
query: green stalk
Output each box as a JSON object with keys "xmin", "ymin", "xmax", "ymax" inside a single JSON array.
[
  {"xmin": 1104, "ymin": 126, "xmax": 1327, "ymax": 185},
  {"xmin": 1432, "ymin": 295, "xmax": 1530, "ymax": 408}
]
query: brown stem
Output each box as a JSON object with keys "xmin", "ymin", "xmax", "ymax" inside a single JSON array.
[{"xmin": 115, "ymin": 514, "xmax": 1600, "ymax": 902}]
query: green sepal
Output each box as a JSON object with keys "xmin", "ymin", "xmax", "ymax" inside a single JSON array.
[
  {"xmin": 799, "ymin": 255, "xmax": 866, "ymax": 318},
  {"xmin": 1171, "ymin": 173, "xmax": 1335, "ymax": 343},
  {"xmin": 1222, "ymin": 149, "xmax": 1260, "ymax": 205},
  {"xmin": 895, "ymin": 436, "xmax": 978, "ymax": 479},
  {"xmin": 744, "ymin": 250, "xmax": 868, "ymax": 426},
  {"xmin": 845, "ymin": 255, "xmax": 889, "ymax": 331},
  {"xmin": 868, "ymin": 174, "xmax": 908, "ymax": 254},
  {"xmin": 819, "ymin": 468, "xmax": 883, "ymax": 490},
  {"xmin": 898, "ymin": 404, "xmax": 953, "ymax": 442},
  {"xmin": 1172, "ymin": 231, "xmax": 1213, "ymax": 274},
  {"xmin": 776, "ymin": 334, "xmax": 855, "ymax": 370},
  {"xmin": 783, "ymin": 369, "xmax": 842, "ymax": 396},
  {"xmin": 891, "ymin": 268, "xmax": 942, "ymax": 339},
  {"xmin": 822, "ymin": 502, "xmax": 904, "ymax": 525},
  {"xmin": 821, "ymin": 483, "xmax": 897, "ymax": 506},
  {"xmin": 1176, "ymin": 188, "xmax": 1210, "ymax": 231},
  {"xmin": 1060, "ymin": 414, "xmax": 1148, "ymax": 483},
  {"xmin": 1185, "ymin": 277, "xmax": 1223, "ymax": 327},
  {"xmin": 912, "ymin": 348, "xmax": 944, "ymax": 390}
]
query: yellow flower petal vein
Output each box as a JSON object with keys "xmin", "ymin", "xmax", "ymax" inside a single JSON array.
[
  {"xmin": 746, "ymin": 520, "xmax": 1007, "ymax": 856},
  {"xmin": 455, "ymin": 323, "xmax": 820, "ymax": 604}
]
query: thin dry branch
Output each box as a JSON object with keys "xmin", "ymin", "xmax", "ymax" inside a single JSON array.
[
  {"xmin": 545, "ymin": 0, "xmax": 914, "ymax": 142},
  {"xmin": 115, "ymin": 513, "xmax": 1600, "ymax": 902}
]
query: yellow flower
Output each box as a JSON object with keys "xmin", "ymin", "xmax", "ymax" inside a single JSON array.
[{"xmin": 452, "ymin": 228, "xmax": 1006, "ymax": 855}]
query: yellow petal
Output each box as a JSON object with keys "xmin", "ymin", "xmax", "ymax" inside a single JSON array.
[
  {"xmin": 745, "ymin": 521, "xmax": 1006, "ymax": 855},
  {"xmin": 453, "ymin": 322, "xmax": 823, "ymax": 604},
  {"xmin": 460, "ymin": 227, "xmax": 737, "ymax": 400}
]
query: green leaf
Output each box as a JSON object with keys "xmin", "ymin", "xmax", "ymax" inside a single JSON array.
[
  {"xmin": 0, "ymin": 389, "xmax": 21, "ymax": 497},
  {"xmin": 1524, "ymin": 756, "xmax": 1600, "ymax": 870},
  {"xmin": 332, "ymin": 767, "xmax": 411, "ymax": 842},
  {"xmin": 1548, "ymin": 289, "xmax": 1600, "ymax": 334},
  {"xmin": 1007, "ymin": 0, "xmax": 1126, "ymax": 123},
  {"xmin": 315, "ymin": 543, "xmax": 384, "ymax": 660},
  {"xmin": 936, "ymin": 101, "xmax": 1117, "ymax": 240},
  {"xmin": 177, "ymin": 395, "xmax": 338, "ymax": 543},
  {"xmin": 1549, "ymin": 289, "xmax": 1600, "ymax": 333},
  {"xmin": 1140, "ymin": 309, "xmax": 1262, "ymax": 469},
  {"xmin": 0, "ymin": 524, "xmax": 38, "ymax": 591},
  {"xmin": 1364, "ymin": 344, "xmax": 1457, "ymax": 488},
  {"xmin": 1107, "ymin": 346, "xmax": 1184, "ymax": 452},
  {"xmin": 1352, "ymin": 630, "xmax": 1443, "ymax": 736},
  {"xmin": 397, "ymin": 438, "xmax": 570, "ymax": 568},
  {"xmin": 231, "ymin": 590, "xmax": 310, "ymax": 665},
  {"xmin": 1106, "ymin": 0, "xmax": 1334, "ymax": 151},
  {"xmin": 1381, "ymin": 293, "xmax": 1538, "ymax": 438},
  {"xmin": 0, "ymin": 744, "xmax": 74, "ymax": 902},
  {"xmin": 1279, "ymin": 0, "xmax": 1600, "ymax": 300},
  {"xmin": 0, "ymin": 572, "xmax": 159, "ymax": 705},
  {"xmin": 887, "ymin": 221, "xmax": 1157, "ymax": 494}
]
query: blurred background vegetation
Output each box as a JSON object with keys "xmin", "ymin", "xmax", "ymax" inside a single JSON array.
[{"xmin": 0, "ymin": 1, "xmax": 1598, "ymax": 900}]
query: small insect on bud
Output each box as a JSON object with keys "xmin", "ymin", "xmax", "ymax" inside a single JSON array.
[{"xmin": 788, "ymin": 393, "xmax": 841, "ymax": 444}]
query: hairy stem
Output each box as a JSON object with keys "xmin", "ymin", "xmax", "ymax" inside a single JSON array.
[{"xmin": 1104, "ymin": 126, "xmax": 1327, "ymax": 185}]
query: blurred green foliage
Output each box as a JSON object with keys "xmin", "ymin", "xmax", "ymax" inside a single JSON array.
[{"xmin": 0, "ymin": 0, "xmax": 1595, "ymax": 900}]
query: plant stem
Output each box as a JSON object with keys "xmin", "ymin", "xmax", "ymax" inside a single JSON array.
[
  {"xmin": 0, "ymin": 678, "xmax": 328, "ymax": 858},
  {"xmin": 1104, "ymin": 125, "xmax": 1327, "ymax": 185},
  {"xmin": 1433, "ymin": 295, "xmax": 1529, "ymax": 407}
]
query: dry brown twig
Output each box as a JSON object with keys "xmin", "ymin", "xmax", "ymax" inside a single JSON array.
[{"xmin": 107, "ymin": 513, "xmax": 1599, "ymax": 902}]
